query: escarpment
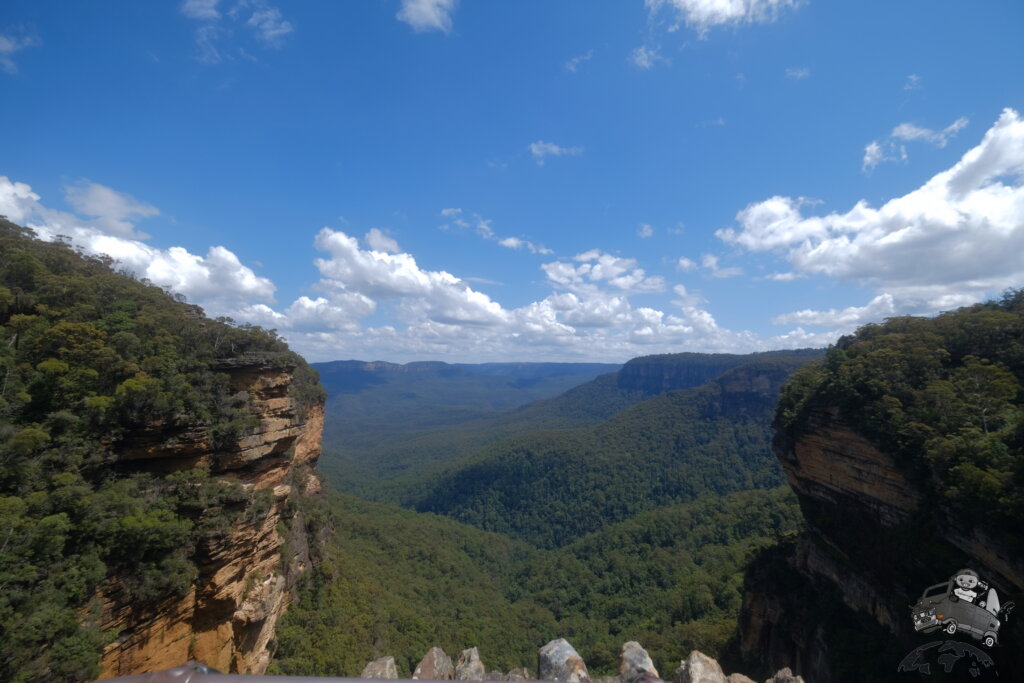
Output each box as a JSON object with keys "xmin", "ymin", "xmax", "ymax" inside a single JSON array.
[
  {"xmin": 97, "ymin": 357, "xmax": 325, "ymax": 679},
  {"xmin": 736, "ymin": 296, "xmax": 1024, "ymax": 682}
]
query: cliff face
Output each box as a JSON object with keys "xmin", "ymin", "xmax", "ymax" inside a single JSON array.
[
  {"xmin": 737, "ymin": 405, "xmax": 1023, "ymax": 682},
  {"xmin": 96, "ymin": 359, "xmax": 324, "ymax": 679}
]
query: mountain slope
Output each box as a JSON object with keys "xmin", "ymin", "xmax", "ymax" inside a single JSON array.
[{"xmin": 414, "ymin": 353, "xmax": 818, "ymax": 547}]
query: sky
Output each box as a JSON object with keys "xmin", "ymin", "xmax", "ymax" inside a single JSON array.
[{"xmin": 2, "ymin": 1, "xmax": 1023, "ymax": 363}]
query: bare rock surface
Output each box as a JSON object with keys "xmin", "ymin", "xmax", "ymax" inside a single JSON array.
[
  {"xmin": 619, "ymin": 641, "xmax": 659, "ymax": 683},
  {"xmin": 764, "ymin": 669, "xmax": 804, "ymax": 683},
  {"xmin": 414, "ymin": 647, "xmax": 455, "ymax": 680},
  {"xmin": 673, "ymin": 650, "xmax": 727, "ymax": 683},
  {"xmin": 456, "ymin": 647, "xmax": 486, "ymax": 680},
  {"xmin": 539, "ymin": 639, "xmax": 591, "ymax": 682},
  {"xmin": 361, "ymin": 656, "xmax": 398, "ymax": 679},
  {"xmin": 508, "ymin": 667, "xmax": 531, "ymax": 681}
]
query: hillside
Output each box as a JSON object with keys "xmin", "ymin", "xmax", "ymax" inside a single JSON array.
[
  {"xmin": 414, "ymin": 353, "xmax": 819, "ymax": 547},
  {"xmin": 0, "ymin": 219, "xmax": 327, "ymax": 680},
  {"xmin": 269, "ymin": 487, "xmax": 801, "ymax": 678},
  {"xmin": 736, "ymin": 290, "xmax": 1024, "ymax": 682},
  {"xmin": 321, "ymin": 350, "xmax": 820, "ymax": 504}
]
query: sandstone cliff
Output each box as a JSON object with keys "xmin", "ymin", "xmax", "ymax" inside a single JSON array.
[
  {"xmin": 96, "ymin": 357, "xmax": 324, "ymax": 678},
  {"xmin": 737, "ymin": 404, "xmax": 1023, "ymax": 682}
]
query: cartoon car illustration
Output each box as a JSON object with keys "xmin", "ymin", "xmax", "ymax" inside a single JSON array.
[{"xmin": 911, "ymin": 577, "xmax": 1006, "ymax": 647}]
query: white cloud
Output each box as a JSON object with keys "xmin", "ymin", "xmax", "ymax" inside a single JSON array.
[
  {"xmin": 564, "ymin": 50, "xmax": 593, "ymax": 73},
  {"xmin": 397, "ymin": 0, "xmax": 457, "ymax": 34},
  {"xmin": 365, "ymin": 227, "xmax": 400, "ymax": 253},
  {"xmin": 630, "ymin": 45, "xmax": 666, "ymax": 70},
  {"xmin": 529, "ymin": 140, "xmax": 584, "ymax": 165},
  {"xmin": 647, "ymin": 0, "xmax": 803, "ymax": 35},
  {"xmin": 182, "ymin": 0, "xmax": 293, "ymax": 62},
  {"xmin": 637, "ymin": 223, "xmax": 654, "ymax": 238},
  {"xmin": 0, "ymin": 29, "xmax": 40, "ymax": 75},
  {"xmin": 904, "ymin": 74, "xmax": 922, "ymax": 91},
  {"xmin": 676, "ymin": 256, "xmax": 697, "ymax": 271},
  {"xmin": 701, "ymin": 253, "xmax": 743, "ymax": 278},
  {"xmin": 499, "ymin": 236, "xmax": 553, "ymax": 255},
  {"xmin": 64, "ymin": 180, "xmax": 159, "ymax": 239},
  {"xmin": 246, "ymin": 5, "xmax": 294, "ymax": 46},
  {"xmin": 772, "ymin": 294, "xmax": 896, "ymax": 329},
  {"xmin": 0, "ymin": 176, "xmax": 275, "ymax": 315},
  {"xmin": 785, "ymin": 66, "xmax": 810, "ymax": 80},
  {"xmin": 719, "ymin": 108, "xmax": 1024, "ymax": 317},
  {"xmin": 543, "ymin": 250, "xmax": 665, "ymax": 294},
  {"xmin": 862, "ymin": 116, "xmax": 968, "ymax": 172},
  {"xmin": 891, "ymin": 117, "xmax": 969, "ymax": 148},
  {"xmin": 181, "ymin": 0, "xmax": 220, "ymax": 20}
]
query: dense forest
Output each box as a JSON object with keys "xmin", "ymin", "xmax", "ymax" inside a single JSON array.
[
  {"xmin": 270, "ymin": 487, "xmax": 801, "ymax": 678},
  {"xmin": 0, "ymin": 219, "xmax": 324, "ymax": 682},
  {"xmin": 414, "ymin": 354, "xmax": 816, "ymax": 547},
  {"xmin": 777, "ymin": 289, "xmax": 1024, "ymax": 551}
]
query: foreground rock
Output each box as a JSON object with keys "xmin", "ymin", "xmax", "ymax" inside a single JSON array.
[
  {"xmin": 361, "ymin": 656, "xmax": 398, "ymax": 679},
  {"xmin": 619, "ymin": 641, "xmax": 659, "ymax": 683},
  {"xmin": 456, "ymin": 647, "xmax": 486, "ymax": 680},
  {"xmin": 539, "ymin": 639, "xmax": 590, "ymax": 682},
  {"xmin": 414, "ymin": 647, "xmax": 455, "ymax": 680},
  {"xmin": 673, "ymin": 651, "xmax": 727, "ymax": 683}
]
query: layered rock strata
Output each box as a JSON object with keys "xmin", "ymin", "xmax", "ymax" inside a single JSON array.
[
  {"xmin": 738, "ymin": 405, "xmax": 1023, "ymax": 682},
  {"xmin": 96, "ymin": 358, "xmax": 324, "ymax": 679}
]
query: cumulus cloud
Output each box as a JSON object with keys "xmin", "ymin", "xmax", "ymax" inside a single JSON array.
[
  {"xmin": 64, "ymin": 180, "xmax": 159, "ymax": 239},
  {"xmin": 0, "ymin": 176, "xmax": 274, "ymax": 315},
  {"xmin": 364, "ymin": 227, "xmax": 400, "ymax": 253},
  {"xmin": 529, "ymin": 140, "xmax": 584, "ymax": 165},
  {"xmin": 701, "ymin": 253, "xmax": 743, "ymax": 278},
  {"xmin": 543, "ymin": 250, "xmax": 665, "ymax": 294},
  {"xmin": 647, "ymin": 0, "xmax": 803, "ymax": 35},
  {"xmin": 719, "ymin": 108, "xmax": 1024, "ymax": 319},
  {"xmin": 676, "ymin": 256, "xmax": 697, "ymax": 271},
  {"xmin": 397, "ymin": 0, "xmax": 457, "ymax": 34},
  {"xmin": 772, "ymin": 294, "xmax": 896, "ymax": 328},
  {"xmin": 892, "ymin": 117, "xmax": 969, "ymax": 148},
  {"xmin": 637, "ymin": 223, "xmax": 654, "ymax": 238},
  {"xmin": 245, "ymin": 5, "xmax": 294, "ymax": 46},
  {"xmin": 0, "ymin": 29, "xmax": 40, "ymax": 75}
]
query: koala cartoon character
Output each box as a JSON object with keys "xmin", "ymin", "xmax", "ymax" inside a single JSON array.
[{"xmin": 953, "ymin": 569, "xmax": 986, "ymax": 604}]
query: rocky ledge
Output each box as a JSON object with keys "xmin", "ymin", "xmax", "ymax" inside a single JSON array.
[
  {"xmin": 96, "ymin": 358, "xmax": 325, "ymax": 679},
  {"xmin": 360, "ymin": 640, "xmax": 803, "ymax": 683}
]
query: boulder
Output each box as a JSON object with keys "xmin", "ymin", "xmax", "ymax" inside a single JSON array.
[
  {"xmin": 361, "ymin": 656, "xmax": 398, "ymax": 679},
  {"xmin": 764, "ymin": 669, "xmax": 804, "ymax": 683},
  {"xmin": 485, "ymin": 672, "xmax": 508, "ymax": 681},
  {"xmin": 672, "ymin": 651, "xmax": 726, "ymax": 683},
  {"xmin": 619, "ymin": 641, "xmax": 659, "ymax": 683},
  {"xmin": 456, "ymin": 647, "xmax": 486, "ymax": 680},
  {"xmin": 726, "ymin": 675, "xmax": 756, "ymax": 683},
  {"xmin": 508, "ymin": 667, "xmax": 531, "ymax": 681},
  {"xmin": 538, "ymin": 639, "xmax": 590, "ymax": 682},
  {"xmin": 414, "ymin": 647, "xmax": 454, "ymax": 680}
]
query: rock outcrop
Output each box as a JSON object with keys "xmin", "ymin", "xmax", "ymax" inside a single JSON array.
[
  {"xmin": 737, "ymin": 404, "xmax": 1023, "ymax": 681},
  {"xmin": 96, "ymin": 357, "xmax": 324, "ymax": 679},
  {"xmin": 414, "ymin": 647, "xmax": 455, "ymax": 680},
  {"xmin": 456, "ymin": 647, "xmax": 486, "ymax": 680},
  {"xmin": 362, "ymin": 656, "xmax": 400, "ymax": 679},
  {"xmin": 619, "ymin": 641, "xmax": 658, "ymax": 683},
  {"xmin": 538, "ymin": 639, "xmax": 590, "ymax": 682}
]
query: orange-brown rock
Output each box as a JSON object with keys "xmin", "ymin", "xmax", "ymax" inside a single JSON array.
[{"xmin": 97, "ymin": 359, "xmax": 324, "ymax": 679}]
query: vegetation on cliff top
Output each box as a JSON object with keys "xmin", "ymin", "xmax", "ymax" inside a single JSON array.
[
  {"xmin": 0, "ymin": 219, "xmax": 323, "ymax": 682},
  {"xmin": 776, "ymin": 289, "xmax": 1024, "ymax": 547}
]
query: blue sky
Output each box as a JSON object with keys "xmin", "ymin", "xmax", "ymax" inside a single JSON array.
[{"xmin": 2, "ymin": 0, "xmax": 1024, "ymax": 362}]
